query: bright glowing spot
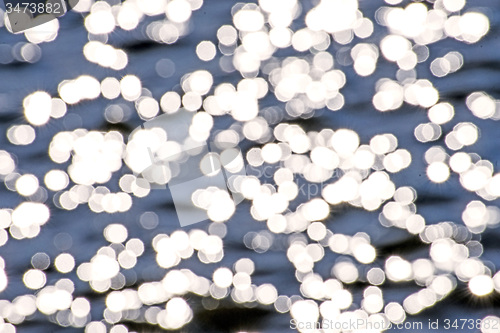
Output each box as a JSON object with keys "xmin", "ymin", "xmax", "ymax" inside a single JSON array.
[
  {"xmin": 428, "ymin": 102, "xmax": 454, "ymax": 125},
  {"xmin": 85, "ymin": 6, "xmax": 115, "ymax": 34},
  {"xmin": 380, "ymin": 35, "xmax": 411, "ymax": 62},
  {"xmin": 469, "ymin": 275, "xmax": 494, "ymax": 296},
  {"xmin": 15, "ymin": 174, "xmax": 39, "ymax": 196},
  {"xmin": 104, "ymin": 224, "xmax": 128, "ymax": 243},
  {"xmin": 137, "ymin": 97, "xmax": 160, "ymax": 119},
  {"xmin": 459, "ymin": 12, "xmax": 489, "ymax": 43},
  {"xmin": 12, "ymin": 202, "xmax": 50, "ymax": 228},
  {"xmin": 261, "ymin": 143, "xmax": 282, "ymax": 164},
  {"xmin": 427, "ymin": 162, "xmax": 450, "ymax": 183},
  {"xmin": 160, "ymin": 91, "xmax": 181, "ymax": 113},
  {"xmin": 331, "ymin": 129, "xmax": 359, "ymax": 156},
  {"xmin": 443, "ymin": 0, "xmax": 465, "ymax": 12},
  {"xmin": 353, "ymin": 243, "xmax": 376, "ymax": 264},
  {"xmin": 234, "ymin": 10, "xmax": 264, "ymax": 32},
  {"xmin": 24, "ymin": 91, "xmax": 52, "ymax": 126},
  {"xmin": 71, "ymin": 297, "xmax": 91, "ymax": 317},
  {"xmin": 23, "ymin": 269, "xmax": 46, "ymax": 289},
  {"xmin": 101, "ymin": 77, "xmax": 121, "ymax": 99},
  {"xmin": 466, "ymin": 92, "xmax": 496, "ymax": 119},
  {"xmin": 196, "ymin": 41, "xmax": 216, "ymax": 61},
  {"xmin": 55, "ymin": 253, "xmax": 75, "ymax": 273},
  {"xmin": 120, "ymin": 75, "xmax": 142, "ymax": 101},
  {"xmin": 166, "ymin": 0, "xmax": 192, "ymax": 23},
  {"xmin": 213, "ymin": 267, "xmax": 233, "ymax": 288},
  {"xmin": 218, "ymin": 25, "xmax": 237, "ymax": 45},
  {"xmin": 256, "ymin": 284, "xmax": 278, "ymax": 305},
  {"xmin": 44, "ymin": 169, "xmax": 70, "ymax": 191},
  {"xmin": 385, "ymin": 256, "xmax": 412, "ymax": 282},
  {"xmin": 7, "ymin": 124, "xmax": 36, "ymax": 145},
  {"xmin": 332, "ymin": 261, "xmax": 358, "ymax": 283}
]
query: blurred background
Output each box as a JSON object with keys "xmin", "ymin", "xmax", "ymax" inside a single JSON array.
[{"xmin": 0, "ymin": 0, "xmax": 500, "ymax": 332}]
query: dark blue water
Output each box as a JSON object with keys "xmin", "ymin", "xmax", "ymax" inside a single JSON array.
[{"xmin": 1, "ymin": 0, "xmax": 500, "ymax": 332}]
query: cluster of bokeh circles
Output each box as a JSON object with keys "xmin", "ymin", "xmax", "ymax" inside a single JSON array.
[{"xmin": 1, "ymin": 0, "xmax": 500, "ymax": 332}]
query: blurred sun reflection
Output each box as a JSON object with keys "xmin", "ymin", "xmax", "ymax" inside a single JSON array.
[{"xmin": 0, "ymin": 0, "xmax": 499, "ymax": 331}]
